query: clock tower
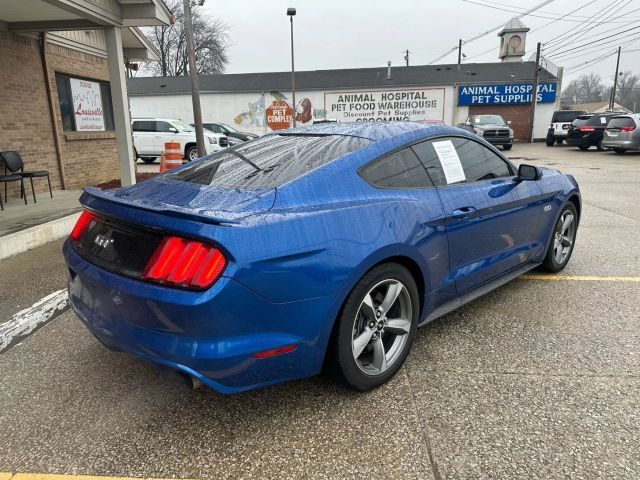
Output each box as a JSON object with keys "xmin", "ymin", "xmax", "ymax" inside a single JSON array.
[{"xmin": 498, "ymin": 17, "xmax": 529, "ymax": 62}]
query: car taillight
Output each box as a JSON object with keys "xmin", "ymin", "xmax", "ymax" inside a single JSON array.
[
  {"xmin": 70, "ymin": 210, "xmax": 98, "ymax": 240},
  {"xmin": 141, "ymin": 236, "xmax": 226, "ymax": 289},
  {"xmin": 621, "ymin": 126, "xmax": 636, "ymax": 132},
  {"xmin": 562, "ymin": 124, "xmax": 570, "ymax": 130},
  {"xmin": 579, "ymin": 125, "xmax": 595, "ymax": 132}
]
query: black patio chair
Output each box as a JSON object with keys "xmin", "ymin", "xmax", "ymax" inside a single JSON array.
[
  {"xmin": 1, "ymin": 151, "xmax": 52, "ymax": 204},
  {"xmin": 0, "ymin": 173, "xmax": 27, "ymax": 211}
]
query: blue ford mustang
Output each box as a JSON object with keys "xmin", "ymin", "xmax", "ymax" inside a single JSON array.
[{"xmin": 64, "ymin": 122, "xmax": 580, "ymax": 393}]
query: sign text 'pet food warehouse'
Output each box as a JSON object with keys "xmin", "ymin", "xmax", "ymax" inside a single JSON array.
[{"xmin": 324, "ymin": 88, "xmax": 445, "ymax": 123}]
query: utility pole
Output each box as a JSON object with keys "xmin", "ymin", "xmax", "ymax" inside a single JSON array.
[
  {"xmin": 404, "ymin": 49, "xmax": 410, "ymax": 67},
  {"xmin": 287, "ymin": 8, "xmax": 297, "ymax": 127},
  {"xmin": 183, "ymin": 0, "xmax": 206, "ymax": 157},
  {"xmin": 610, "ymin": 46, "xmax": 622, "ymax": 111},
  {"xmin": 457, "ymin": 39, "xmax": 462, "ymax": 65},
  {"xmin": 529, "ymin": 42, "xmax": 541, "ymax": 143}
]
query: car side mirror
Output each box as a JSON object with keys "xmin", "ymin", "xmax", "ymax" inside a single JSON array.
[
  {"xmin": 169, "ymin": 127, "xmax": 178, "ymax": 133},
  {"xmin": 507, "ymin": 120, "xmax": 512, "ymax": 126},
  {"xmin": 465, "ymin": 120, "xmax": 472, "ymax": 126},
  {"xmin": 517, "ymin": 164, "xmax": 541, "ymax": 181}
]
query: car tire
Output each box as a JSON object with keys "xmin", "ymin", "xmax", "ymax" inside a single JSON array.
[
  {"xmin": 185, "ymin": 146, "xmax": 198, "ymax": 162},
  {"xmin": 541, "ymin": 202, "xmax": 578, "ymax": 273},
  {"xmin": 614, "ymin": 148, "xmax": 626, "ymax": 154},
  {"xmin": 503, "ymin": 144, "xmax": 512, "ymax": 151},
  {"xmin": 578, "ymin": 145, "xmax": 589, "ymax": 151},
  {"xmin": 546, "ymin": 136, "xmax": 555, "ymax": 146},
  {"xmin": 329, "ymin": 263, "xmax": 419, "ymax": 391},
  {"xmin": 141, "ymin": 157, "xmax": 156, "ymax": 164},
  {"xmin": 597, "ymin": 139, "xmax": 609, "ymax": 151}
]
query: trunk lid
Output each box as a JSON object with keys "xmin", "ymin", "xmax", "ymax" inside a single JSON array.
[{"xmin": 84, "ymin": 176, "xmax": 276, "ymax": 224}]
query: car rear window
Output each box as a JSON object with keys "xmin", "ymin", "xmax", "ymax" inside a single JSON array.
[
  {"xmin": 586, "ymin": 115, "xmax": 612, "ymax": 126},
  {"xmin": 168, "ymin": 134, "xmax": 372, "ymax": 188},
  {"xmin": 571, "ymin": 116, "xmax": 592, "ymax": 127},
  {"xmin": 607, "ymin": 117, "xmax": 636, "ymax": 129},
  {"xmin": 552, "ymin": 111, "xmax": 584, "ymax": 123}
]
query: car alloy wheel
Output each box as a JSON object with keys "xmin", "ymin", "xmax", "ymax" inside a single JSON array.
[
  {"xmin": 351, "ymin": 279, "xmax": 412, "ymax": 376},
  {"xmin": 188, "ymin": 147, "xmax": 199, "ymax": 161},
  {"xmin": 552, "ymin": 209, "xmax": 576, "ymax": 265}
]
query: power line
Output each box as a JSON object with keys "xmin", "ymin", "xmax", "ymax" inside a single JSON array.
[
  {"xmin": 428, "ymin": 0, "xmax": 555, "ymax": 64},
  {"xmin": 545, "ymin": 2, "xmax": 640, "ymax": 55},
  {"xmin": 466, "ymin": 0, "xmax": 638, "ymax": 21},
  {"xmin": 547, "ymin": 24, "xmax": 640, "ymax": 57},
  {"xmin": 543, "ymin": 0, "xmax": 627, "ymax": 52}
]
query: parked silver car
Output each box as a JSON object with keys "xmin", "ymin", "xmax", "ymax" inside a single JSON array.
[{"xmin": 602, "ymin": 114, "xmax": 640, "ymax": 154}]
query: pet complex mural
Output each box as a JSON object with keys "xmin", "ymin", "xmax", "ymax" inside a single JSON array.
[{"xmin": 234, "ymin": 91, "xmax": 326, "ymax": 131}]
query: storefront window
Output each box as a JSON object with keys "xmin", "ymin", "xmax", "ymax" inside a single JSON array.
[{"xmin": 55, "ymin": 73, "xmax": 115, "ymax": 132}]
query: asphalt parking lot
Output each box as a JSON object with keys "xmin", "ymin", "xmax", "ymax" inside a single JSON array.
[{"xmin": 1, "ymin": 143, "xmax": 639, "ymax": 479}]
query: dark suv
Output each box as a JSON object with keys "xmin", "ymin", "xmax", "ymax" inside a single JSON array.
[{"xmin": 566, "ymin": 113, "xmax": 617, "ymax": 151}]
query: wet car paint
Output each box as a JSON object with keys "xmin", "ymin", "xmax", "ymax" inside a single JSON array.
[{"xmin": 64, "ymin": 122, "xmax": 580, "ymax": 393}]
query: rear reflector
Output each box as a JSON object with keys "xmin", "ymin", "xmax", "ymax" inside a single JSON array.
[
  {"xmin": 70, "ymin": 210, "xmax": 97, "ymax": 240},
  {"xmin": 253, "ymin": 344, "xmax": 298, "ymax": 359},
  {"xmin": 142, "ymin": 236, "xmax": 227, "ymax": 289}
]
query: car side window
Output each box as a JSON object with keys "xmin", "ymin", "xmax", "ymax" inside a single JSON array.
[
  {"xmin": 412, "ymin": 137, "xmax": 512, "ymax": 186},
  {"xmin": 210, "ymin": 124, "xmax": 224, "ymax": 133},
  {"xmin": 155, "ymin": 121, "xmax": 175, "ymax": 133},
  {"xmin": 360, "ymin": 147, "xmax": 433, "ymax": 189},
  {"xmin": 132, "ymin": 121, "xmax": 155, "ymax": 132},
  {"xmin": 451, "ymin": 137, "xmax": 512, "ymax": 181}
]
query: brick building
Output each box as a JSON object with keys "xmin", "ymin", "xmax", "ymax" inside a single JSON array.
[{"xmin": 0, "ymin": 0, "xmax": 170, "ymax": 204}]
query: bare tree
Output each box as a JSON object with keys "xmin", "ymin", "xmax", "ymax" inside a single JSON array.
[
  {"xmin": 615, "ymin": 73, "xmax": 640, "ymax": 111},
  {"xmin": 141, "ymin": 0, "xmax": 229, "ymax": 76},
  {"xmin": 561, "ymin": 73, "xmax": 607, "ymax": 104}
]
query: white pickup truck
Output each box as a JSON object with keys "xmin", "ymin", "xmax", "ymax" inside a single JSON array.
[{"xmin": 132, "ymin": 118, "xmax": 228, "ymax": 163}]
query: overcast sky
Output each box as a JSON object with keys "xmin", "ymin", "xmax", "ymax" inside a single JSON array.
[{"xmin": 202, "ymin": 0, "xmax": 640, "ymax": 85}]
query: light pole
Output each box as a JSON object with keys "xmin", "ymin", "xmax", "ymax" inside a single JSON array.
[
  {"xmin": 287, "ymin": 7, "xmax": 296, "ymax": 127},
  {"xmin": 184, "ymin": 0, "xmax": 206, "ymax": 157}
]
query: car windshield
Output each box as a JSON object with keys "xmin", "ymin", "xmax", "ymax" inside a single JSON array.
[
  {"xmin": 169, "ymin": 120, "xmax": 195, "ymax": 132},
  {"xmin": 168, "ymin": 134, "xmax": 372, "ymax": 189},
  {"xmin": 221, "ymin": 123, "xmax": 238, "ymax": 133},
  {"xmin": 474, "ymin": 115, "xmax": 506, "ymax": 125}
]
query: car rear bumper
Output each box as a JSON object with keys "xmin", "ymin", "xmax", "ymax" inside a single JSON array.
[
  {"xmin": 63, "ymin": 240, "xmax": 332, "ymax": 394},
  {"xmin": 601, "ymin": 138, "xmax": 640, "ymax": 149},
  {"xmin": 548, "ymin": 128, "xmax": 568, "ymax": 138}
]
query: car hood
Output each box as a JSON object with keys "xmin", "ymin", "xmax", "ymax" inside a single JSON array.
[{"xmin": 83, "ymin": 177, "xmax": 276, "ymax": 223}]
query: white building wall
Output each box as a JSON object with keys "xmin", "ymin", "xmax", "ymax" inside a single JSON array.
[{"xmin": 129, "ymin": 86, "xmax": 456, "ymax": 136}]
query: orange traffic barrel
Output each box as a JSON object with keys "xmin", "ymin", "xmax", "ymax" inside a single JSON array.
[{"xmin": 161, "ymin": 141, "xmax": 182, "ymax": 172}]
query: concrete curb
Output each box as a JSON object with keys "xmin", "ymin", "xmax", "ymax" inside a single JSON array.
[{"xmin": 0, "ymin": 212, "xmax": 81, "ymax": 261}]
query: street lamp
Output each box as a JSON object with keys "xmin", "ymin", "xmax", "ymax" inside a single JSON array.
[{"xmin": 287, "ymin": 7, "xmax": 296, "ymax": 127}]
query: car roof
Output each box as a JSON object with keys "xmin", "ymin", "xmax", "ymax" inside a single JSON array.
[{"xmin": 273, "ymin": 121, "xmax": 456, "ymax": 142}]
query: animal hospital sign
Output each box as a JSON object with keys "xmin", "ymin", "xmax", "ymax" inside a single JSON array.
[{"xmin": 457, "ymin": 82, "xmax": 557, "ymax": 105}]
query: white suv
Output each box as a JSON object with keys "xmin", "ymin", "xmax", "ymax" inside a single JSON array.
[{"xmin": 132, "ymin": 118, "xmax": 228, "ymax": 163}]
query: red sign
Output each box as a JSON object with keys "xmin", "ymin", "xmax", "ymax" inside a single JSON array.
[{"xmin": 265, "ymin": 100, "xmax": 293, "ymax": 130}]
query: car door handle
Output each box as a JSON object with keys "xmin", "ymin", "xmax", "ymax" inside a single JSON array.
[{"xmin": 451, "ymin": 207, "xmax": 477, "ymax": 219}]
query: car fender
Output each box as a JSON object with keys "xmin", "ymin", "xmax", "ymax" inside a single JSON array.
[{"xmin": 312, "ymin": 242, "xmax": 430, "ymax": 368}]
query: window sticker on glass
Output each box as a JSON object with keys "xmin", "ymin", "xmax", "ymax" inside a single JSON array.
[
  {"xmin": 600, "ymin": 117, "xmax": 607, "ymax": 124},
  {"xmin": 432, "ymin": 140, "xmax": 466, "ymax": 184}
]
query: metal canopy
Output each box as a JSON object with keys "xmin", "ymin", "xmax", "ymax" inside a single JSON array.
[{"xmin": 0, "ymin": 0, "xmax": 171, "ymax": 32}]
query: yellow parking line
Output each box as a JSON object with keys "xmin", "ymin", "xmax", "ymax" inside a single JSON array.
[
  {"xmin": 521, "ymin": 274, "xmax": 640, "ymax": 282},
  {"xmin": 3, "ymin": 474, "xmax": 192, "ymax": 480}
]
